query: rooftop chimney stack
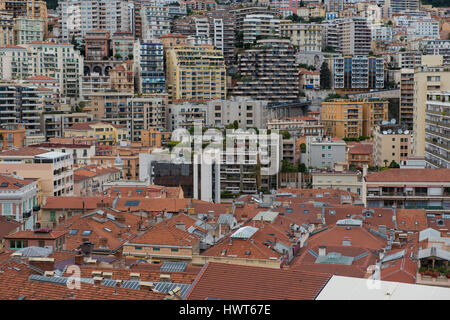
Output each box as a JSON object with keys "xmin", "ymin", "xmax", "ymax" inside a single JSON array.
[{"xmin": 318, "ymin": 245, "xmax": 326, "ymax": 257}]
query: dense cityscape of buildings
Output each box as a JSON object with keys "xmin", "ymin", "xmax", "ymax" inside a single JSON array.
[{"xmin": 0, "ymin": 0, "xmax": 449, "ymax": 303}]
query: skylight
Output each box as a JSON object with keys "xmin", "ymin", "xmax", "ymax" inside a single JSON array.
[
  {"xmin": 69, "ymin": 229, "xmax": 78, "ymax": 235},
  {"xmin": 81, "ymin": 230, "xmax": 92, "ymax": 236}
]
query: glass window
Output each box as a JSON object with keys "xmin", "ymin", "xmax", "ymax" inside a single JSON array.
[{"xmin": 153, "ymin": 247, "xmax": 160, "ymax": 251}]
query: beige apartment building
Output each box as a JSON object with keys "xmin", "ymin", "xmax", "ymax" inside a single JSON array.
[
  {"xmin": 165, "ymin": 45, "xmax": 226, "ymax": 103},
  {"xmin": 413, "ymin": 55, "xmax": 450, "ymax": 157},
  {"xmin": 321, "ymin": 99, "xmax": 388, "ymax": 139},
  {"xmin": 279, "ymin": 21, "xmax": 322, "ymax": 52},
  {"xmin": 373, "ymin": 124, "xmax": 412, "ymax": 167}
]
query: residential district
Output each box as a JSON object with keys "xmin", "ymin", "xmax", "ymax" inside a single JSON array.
[{"xmin": 0, "ymin": 0, "xmax": 448, "ymax": 302}]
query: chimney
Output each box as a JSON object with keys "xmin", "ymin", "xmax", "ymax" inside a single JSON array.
[
  {"xmin": 139, "ymin": 281, "xmax": 154, "ymax": 290},
  {"xmin": 93, "ymin": 276, "xmax": 103, "ymax": 286},
  {"xmin": 99, "ymin": 237, "xmax": 108, "ymax": 248},
  {"xmin": 130, "ymin": 273, "xmax": 140, "ymax": 281},
  {"xmin": 74, "ymin": 254, "xmax": 84, "ymax": 265},
  {"xmin": 28, "ymin": 257, "xmax": 55, "ymax": 272},
  {"xmin": 318, "ymin": 245, "xmax": 326, "ymax": 257},
  {"xmin": 116, "ymin": 214, "xmax": 126, "ymax": 223}
]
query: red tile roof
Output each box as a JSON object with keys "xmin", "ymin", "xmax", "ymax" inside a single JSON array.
[
  {"xmin": 0, "ymin": 216, "xmax": 20, "ymax": 239},
  {"xmin": 42, "ymin": 196, "xmax": 111, "ymax": 210},
  {"xmin": 323, "ymin": 206, "xmax": 396, "ymax": 229},
  {"xmin": 380, "ymin": 246, "xmax": 418, "ymax": 284},
  {"xmin": 365, "ymin": 168, "xmax": 450, "ymax": 183},
  {"xmin": 5, "ymin": 229, "xmax": 66, "ymax": 240},
  {"xmin": 0, "ymin": 147, "xmax": 49, "ymax": 157},
  {"xmin": 348, "ymin": 143, "xmax": 373, "ymax": 155},
  {"xmin": 0, "ymin": 174, "xmax": 35, "ymax": 190},
  {"xmin": 396, "ymin": 209, "xmax": 428, "ymax": 232},
  {"xmin": 130, "ymin": 220, "xmax": 200, "ymax": 247},
  {"xmin": 25, "ymin": 75, "xmax": 57, "ymax": 81},
  {"xmin": 185, "ymin": 262, "xmax": 332, "ymax": 300}
]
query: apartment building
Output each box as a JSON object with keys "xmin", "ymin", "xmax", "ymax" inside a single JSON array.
[
  {"xmin": 267, "ymin": 117, "xmax": 323, "ymax": 138},
  {"xmin": 165, "ymin": 45, "xmax": 226, "ymax": 103},
  {"xmin": 85, "ymin": 92, "xmax": 134, "ymax": 123},
  {"xmin": 84, "ymin": 29, "xmax": 110, "ymax": 61},
  {"xmin": 280, "ymin": 21, "xmax": 322, "ymax": 52},
  {"xmin": 206, "ymin": 97, "xmax": 270, "ymax": 130},
  {"xmin": 64, "ymin": 121, "xmax": 128, "ymax": 146},
  {"xmin": 127, "ymin": 96, "xmax": 166, "ymax": 142},
  {"xmin": 312, "ymin": 170, "xmax": 362, "ymax": 195},
  {"xmin": 109, "ymin": 60, "xmax": 134, "ymax": 93},
  {"xmin": 0, "ymin": 12, "xmax": 14, "ymax": 46},
  {"xmin": 323, "ymin": 18, "xmax": 371, "ymax": 56},
  {"xmin": 41, "ymin": 112, "xmax": 93, "ymax": 141},
  {"xmin": 141, "ymin": 4, "xmax": 171, "ymax": 41},
  {"xmin": 399, "ymin": 51, "xmax": 421, "ymax": 69},
  {"xmin": 13, "ymin": 16, "xmax": 44, "ymax": 45},
  {"xmin": 0, "ymin": 83, "xmax": 44, "ymax": 135},
  {"xmin": 408, "ymin": 18, "xmax": 440, "ymax": 41},
  {"xmin": 412, "ymin": 57, "xmax": 450, "ymax": 157},
  {"xmin": 422, "ymin": 40, "xmax": 450, "ymax": 66},
  {"xmin": 424, "ymin": 91, "xmax": 449, "ymax": 169},
  {"xmin": 0, "ymin": 41, "xmax": 84, "ymax": 99},
  {"xmin": 0, "ymin": 147, "xmax": 74, "ymax": 197},
  {"xmin": 348, "ymin": 143, "xmax": 373, "ymax": 169},
  {"xmin": 400, "ymin": 68, "xmax": 414, "ymax": 129},
  {"xmin": 183, "ymin": 0, "xmax": 216, "ymax": 12},
  {"xmin": 231, "ymin": 6, "xmax": 280, "ymax": 33},
  {"xmin": 303, "ymin": 136, "xmax": 346, "ymax": 169},
  {"xmin": 299, "ymin": 70, "xmax": 320, "ymax": 90},
  {"xmin": 140, "ymin": 127, "xmax": 171, "ymax": 148},
  {"xmin": 58, "ymin": 0, "xmax": 131, "ymax": 41},
  {"xmin": 321, "ymin": 99, "xmax": 388, "ymax": 139},
  {"xmin": 0, "ymin": 0, "xmax": 47, "ymax": 37},
  {"xmin": 383, "ymin": 0, "xmax": 420, "ymax": 18},
  {"xmin": 204, "ymin": 10, "xmax": 235, "ymax": 65},
  {"xmin": 233, "ymin": 39, "xmax": 299, "ymax": 103},
  {"xmin": 111, "ymin": 31, "xmax": 134, "ymax": 59},
  {"xmin": 0, "ymin": 173, "xmax": 39, "ymax": 230},
  {"xmin": 0, "ymin": 124, "xmax": 25, "ymax": 151},
  {"xmin": 134, "ymin": 40, "xmax": 165, "ymax": 94},
  {"xmin": 331, "ymin": 56, "xmax": 384, "ymax": 91},
  {"xmin": 373, "ymin": 124, "xmax": 412, "ymax": 167},
  {"xmin": 242, "ymin": 14, "xmax": 280, "ymax": 44},
  {"xmin": 167, "ymin": 102, "xmax": 207, "ymax": 131},
  {"xmin": 31, "ymin": 142, "xmax": 96, "ymax": 166},
  {"xmin": 363, "ymin": 168, "xmax": 450, "ymax": 214}
]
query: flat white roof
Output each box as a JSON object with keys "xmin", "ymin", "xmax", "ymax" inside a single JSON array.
[
  {"xmin": 35, "ymin": 151, "xmax": 68, "ymax": 159},
  {"xmin": 316, "ymin": 275, "xmax": 450, "ymax": 300}
]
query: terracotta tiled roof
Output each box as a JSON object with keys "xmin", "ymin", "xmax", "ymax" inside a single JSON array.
[
  {"xmin": 0, "ymin": 44, "xmax": 26, "ymax": 49},
  {"xmin": 380, "ymin": 246, "xmax": 418, "ymax": 284},
  {"xmin": 396, "ymin": 209, "xmax": 428, "ymax": 232},
  {"xmin": 324, "ymin": 206, "xmax": 396, "ymax": 229},
  {"xmin": 0, "ymin": 147, "xmax": 48, "ymax": 157},
  {"xmin": 185, "ymin": 262, "xmax": 332, "ymax": 300},
  {"xmin": 0, "ymin": 258, "xmax": 166, "ymax": 300},
  {"xmin": 5, "ymin": 229, "xmax": 66, "ymax": 240},
  {"xmin": 114, "ymin": 198, "xmax": 189, "ymax": 213},
  {"xmin": 0, "ymin": 216, "xmax": 20, "ymax": 239},
  {"xmin": 305, "ymin": 225, "xmax": 387, "ymax": 251},
  {"xmin": 348, "ymin": 143, "xmax": 373, "ymax": 155},
  {"xmin": 365, "ymin": 168, "xmax": 450, "ymax": 183},
  {"xmin": 130, "ymin": 221, "xmax": 200, "ymax": 247},
  {"xmin": 25, "ymin": 75, "xmax": 57, "ymax": 81},
  {"xmin": 0, "ymin": 174, "xmax": 35, "ymax": 190},
  {"xmin": 42, "ymin": 196, "xmax": 111, "ymax": 210}
]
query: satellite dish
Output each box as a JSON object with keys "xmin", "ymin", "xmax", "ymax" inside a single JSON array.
[
  {"xmin": 387, "ymin": 129, "xmax": 392, "ymax": 134},
  {"xmin": 382, "ymin": 120, "xmax": 389, "ymax": 125},
  {"xmin": 383, "ymin": 131, "xmax": 388, "ymax": 135},
  {"xmin": 398, "ymin": 129, "xmax": 402, "ymax": 134},
  {"xmin": 391, "ymin": 119, "xmax": 396, "ymax": 124},
  {"xmin": 404, "ymin": 130, "xmax": 409, "ymax": 134}
]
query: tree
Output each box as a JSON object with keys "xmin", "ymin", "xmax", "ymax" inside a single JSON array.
[
  {"xmin": 298, "ymin": 163, "xmax": 306, "ymax": 173},
  {"xmin": 281, "ymin": 130, "xmax": 291, "ymax": 139},
  {"xmin": 389, "ymin": 160, "xmax": 400, "ymax": 168},
  {"xmin": 322, "ymin": 46, "xmax": 336, "ymax": 53},
  {"xmin": 114, "ymin": 54, "xmax": 122, "ymax": 59},
  {"xmin": 320, "ymin": 62, "xmax": 331, "ymax": 90},
  {"xmin": 128, "ymin": 54, "xmax": 133, "ymax": 60},
  {"xmin": 300, "ymin": 143, "xmax": 306, "ymax": 153}
]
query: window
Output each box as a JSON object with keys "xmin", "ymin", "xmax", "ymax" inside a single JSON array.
[
  {"xmin": 171, "ymin": 248, "xmax": 179, "ymax": 252},
  {"xmin": 135, "ymin": 246, "xmax": 142, "ymax": 250},
  {"xmin": 2, "ymin": 203, "xmax": 12, "ymax": 216},
  {"xmin": 38, "ymin": 240, "xmax": 45, "ymax": 247},
  {"xmin": 81, "ymin": 230, "xmax": 92, "ymax": 236},
  {"xmin": 69, "ymin": 229, "xmax": 78, "ymax": 235},
  {"xmin": 50, "ymin": 211, "xmax": 56, "ymax": 222},
  {"xmin": 153, "ymin": 247, "xmax": 160, "ymax": 251}
]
